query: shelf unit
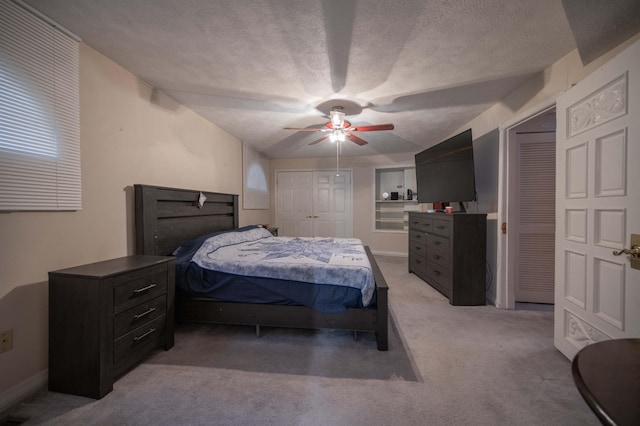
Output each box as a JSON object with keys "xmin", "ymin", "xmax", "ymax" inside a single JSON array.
[{"xmin": 374, "ymin": 166, "xmax": 418, "ymax": 231}]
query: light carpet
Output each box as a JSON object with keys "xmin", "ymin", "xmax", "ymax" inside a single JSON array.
[{"xmin": 1, "ymin": 255, "xmax": 598, "ymax": 425}]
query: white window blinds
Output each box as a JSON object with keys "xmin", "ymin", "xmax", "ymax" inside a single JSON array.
[{"xmin": 0, "ymin": 0, "xmax": 81, "ymax": 211}]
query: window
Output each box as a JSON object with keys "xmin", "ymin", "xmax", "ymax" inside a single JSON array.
[{"xmin": 0, "ymin": 1, "xmax": 81, "ymax": 211}]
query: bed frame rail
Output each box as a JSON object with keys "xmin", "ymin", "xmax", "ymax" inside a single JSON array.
[{"xmin": 178, "ymin": 246, "xmax": 388, "ymax": 350}]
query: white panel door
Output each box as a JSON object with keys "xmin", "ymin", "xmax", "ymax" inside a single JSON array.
[
  {"xmin": 313, "ymin": 171, "xmax": 351, "ymax": 237},
  {"xmin": 275, "ymin": 171, "xmax": 313, "ymax": 237},
  {"xmin": 554, "ymin": 39, "xmax": 640, "ymax": 359},
  {"xmin": 276, "ymin": 170, "xmax": 352, "ymax": 238}
]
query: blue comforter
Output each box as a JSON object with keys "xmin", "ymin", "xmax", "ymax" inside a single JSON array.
[{"xmin": 173, "ymin": 226, "xmax": 376, "ymax": 312}]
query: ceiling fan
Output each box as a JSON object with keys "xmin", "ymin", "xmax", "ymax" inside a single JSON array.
[{"xmin": 283, "ymin": 106, "xmax": 394, "ymax": 146}]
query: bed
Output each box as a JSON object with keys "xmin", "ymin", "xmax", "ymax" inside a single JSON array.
[{"xmin": 134, "ymin": 184, "xmax": 389, "ymax": 350}]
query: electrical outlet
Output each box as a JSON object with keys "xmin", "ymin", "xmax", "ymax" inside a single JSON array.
[{"xmin": 0, "ymin": 329, "xmax": 13, "ymax": 353}]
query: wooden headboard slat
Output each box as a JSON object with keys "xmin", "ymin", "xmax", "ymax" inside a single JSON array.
[
  {"xmin": 157, "ymin": 202, "xmax": 235, "ymax": 219},
  {"xmin": 135, "ymin": 184, "xmax": 239, "ymax": 256},
  {"xmin": 155, "ymin": 188, "xmax": 237, "ymax": 203},
  {"xmin": 156, "ymin": 217, "xmax": 235, "ymax": 250}
]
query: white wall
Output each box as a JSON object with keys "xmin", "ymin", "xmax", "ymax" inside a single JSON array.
[{"xmin": 0, "ymin": 43, "xmax": 268, "ymax": 408}]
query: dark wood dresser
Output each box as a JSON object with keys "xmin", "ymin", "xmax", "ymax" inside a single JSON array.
[
  {"xmin": 49, "ymin": 255, "xmax": 175, "ymax": 399},
  {"xmin": 408, "ymin": 212, "xmax": 486, "ymax": 305}
]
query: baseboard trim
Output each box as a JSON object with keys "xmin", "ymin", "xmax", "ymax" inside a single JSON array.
[
  {"xmin": 370, "ymin": 250, "xmax": 408, "ymax": 257},
  {"xmin": 0, "ymin": 369, "xmax": 47, "ymax": 413}
]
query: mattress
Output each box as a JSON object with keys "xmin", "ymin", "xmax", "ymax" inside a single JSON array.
[{"xmin": 173, "ymin": 226, "xmax": 376, "ymax": 312}]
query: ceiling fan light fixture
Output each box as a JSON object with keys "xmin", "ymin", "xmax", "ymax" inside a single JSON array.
[{"xmin": 329, "ymin": 130, "xmax": 346, "ymax": 143}]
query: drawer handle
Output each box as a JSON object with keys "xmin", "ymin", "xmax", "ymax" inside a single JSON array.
[
  {"xmin": 134, "ymin": 307, "xmax": 157, "ymax": 320},
  {"xmin": 433, "ymin": 270, "xmax": 442, "ymax": 276},
  {"xmin": 434, "ymin": 254, "xmax": 440, "ymax": 260},
  {"xmin": 133, "ymin": 328, "xmax": 157, "ymax": 342},
  {"xmin": 436, "ymin": 225, "xmax": 446, "ymax": 230},
  {"xmin": 133, "ymin": 283, "xmax": 157, "ymax": 294},
  {"xmin": 433, "ymin": 241, "xmax": 441, "ymax": 246}
]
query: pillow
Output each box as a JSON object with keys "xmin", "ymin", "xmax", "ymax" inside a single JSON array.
[{"xmin": 172, "ymin": 225, "xmax": 266, "ymax": 262}]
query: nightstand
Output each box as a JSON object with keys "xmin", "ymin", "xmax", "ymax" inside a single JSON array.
[{"xmin": 48, "ymin": 255, "xmax": 175, "ymax": 399}]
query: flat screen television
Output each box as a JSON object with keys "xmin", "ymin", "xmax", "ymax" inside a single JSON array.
[{"xmin": 415, "ymin": 129, "xmax": 477, "ymax": 210}]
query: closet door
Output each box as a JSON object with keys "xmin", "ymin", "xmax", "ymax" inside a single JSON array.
[
  {"xmin": 313, "ymin": 171, "xmax": 351, "ymax": 237},
  {"xmin": 276, "ymin": 170, "xmax": 352, "ymax": 238},
  {"xmin": 275, "ymin": 171, "xmax": 314, "ymax": 237},
  {"xmin": 514, "ymin": 131, "xmax": 556, "ymax": 304}
]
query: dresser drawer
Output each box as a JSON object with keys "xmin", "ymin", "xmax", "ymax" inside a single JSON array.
[
  {"xmin": 114, "ymin": 295, "xmax": 167, "ymax": 339},
  {"xmin": 427, "ymin": 234, "xmax": 450, "ymax": 254},
  {"xmin": 409, "ymin": 255, "xmax": 427, "ymax": 278},
  {"xmin": 427, "ymin": 250, "xmax": 449, "ymax": 268},
  {"xmin": 409, "ymin": 229, "xmax": 427, "ymax": 244},
  {"xmin": 432, "ymin": 219, "xmax": 451, "ymax": 237},
  {"xmin": 409, "ymin": 237, "xmax": 426, "ymax": 257},
  {"xmin": 426, "ymin": 262, "xmax": 450, "ymax": 291},
  {"xmin": 113, "ymin": 264, "xmax": 168, "ymax": 313},
  {"xmin": 408, "ymin": 214, "xmax": 432, "ymax": 233},
  {"xmin": 114, "ymin": 314, "xmax": 167, "ymax": 363}
]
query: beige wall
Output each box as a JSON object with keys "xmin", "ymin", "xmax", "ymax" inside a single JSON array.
[
  {"xmin": 0, "ymin": 43, "xmax": 268, "ymax": 402},
  {"xmin": 270, "ymin": 153, "xmax": 420, "ymax": 255},
  {"xmin": 454, "ymin": 33, "xmax": 640, "ymax": 141}
]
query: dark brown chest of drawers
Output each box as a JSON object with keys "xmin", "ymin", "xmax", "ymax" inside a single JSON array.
[
  {"xmin": 48, "ymin": 255, "xmax": 175, "ymax": 399},
  {"xmin": 409, "ymin": 212, "xmax": 486, "ymax": 305}
]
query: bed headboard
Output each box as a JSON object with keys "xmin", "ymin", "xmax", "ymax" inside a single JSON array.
[{"xmin": 134, "ymin": 184, "xmax": 239, "ymax": 256}]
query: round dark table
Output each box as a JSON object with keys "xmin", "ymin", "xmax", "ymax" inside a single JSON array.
[{"xmin": 571, "ymin": 338, "xmax": 640, "ymax": 426}]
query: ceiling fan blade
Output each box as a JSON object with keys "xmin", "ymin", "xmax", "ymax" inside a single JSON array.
[
  {"xmin": 348, "ymin": 134, "xmax": 368, "ymax": 146},
  {"xmin": 350, "ymin": 124, "xmax": 394, "ymax": 132},
  {"xmin": 309, "ymin": 135, "xmax": 330, "ymax": 145},
  {"xmin": 283, "ymin": 127, "xmax": 323, "ymax": 132}
]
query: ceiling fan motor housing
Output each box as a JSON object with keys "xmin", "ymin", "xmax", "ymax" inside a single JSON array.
[{"xmin": 330, "ymin": 106, "xmax": 346, "ymax": 128}]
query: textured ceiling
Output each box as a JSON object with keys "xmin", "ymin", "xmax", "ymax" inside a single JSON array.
[{"xmin": 21, "ymin": 0, "xmax": 640, "ymax": 158}]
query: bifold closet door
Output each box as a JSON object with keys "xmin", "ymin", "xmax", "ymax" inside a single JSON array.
[{"xmin": 276, "ymin": 170, "xmax": 352, "ymax": 238}]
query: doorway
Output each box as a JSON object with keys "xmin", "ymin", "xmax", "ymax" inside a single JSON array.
[
  {"xmin": 496, "ymin": 101, "xmax": 557, "ymax": 309},
  {"xmin": 512, "ymin": 110, "xmax": 556, "ymax": 304}
]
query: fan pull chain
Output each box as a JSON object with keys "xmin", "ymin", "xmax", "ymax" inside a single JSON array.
[{"xmin": 336, "ymin": 140, "xmax": 340, "ymax": 176}]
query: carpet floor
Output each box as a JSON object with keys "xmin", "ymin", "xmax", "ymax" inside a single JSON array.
[{"xmin": 1, "ymin": 255, "xmax": 598, "ymax": 425}]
